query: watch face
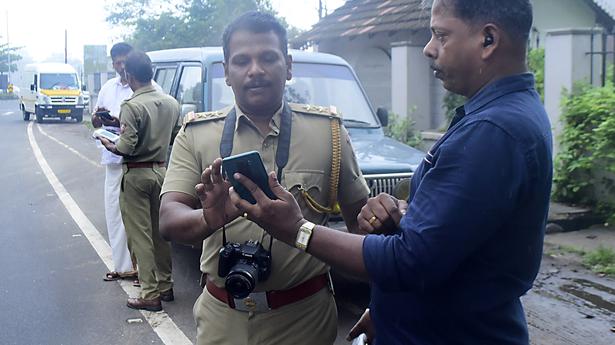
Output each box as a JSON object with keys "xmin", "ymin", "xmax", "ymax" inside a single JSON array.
[{"xmin": 295, "ymin": 222, "xmax": 315, "ymax": 251}]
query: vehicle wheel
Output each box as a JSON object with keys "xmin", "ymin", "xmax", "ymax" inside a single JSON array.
[
  {"xmin": 23, "ymin": 110, "xmax": 30, "ymax": 121},
  {"xmin": 36, "ymin": 112, "xmax": 44, "ymax": 123},
  {"xmin": 75, "ymin": 114, "xmax": 83, "ymax": 123}
]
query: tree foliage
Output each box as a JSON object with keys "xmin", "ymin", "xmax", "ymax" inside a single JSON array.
[
  {"xmin": 106, "ymin": 0, "xmax": 303, "ymax": 51},
  {"xmin": 0, "ymin": 43, "xmax": 23, "ymax": 74}
]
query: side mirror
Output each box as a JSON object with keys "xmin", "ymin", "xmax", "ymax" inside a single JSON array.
[
  {"xmin": 30, "ymin": 84, "xmax": 36, "ymax": 91},
  {"xmin": 179, "ymin": 103, "xmax": 197, "ymax": 126},
  {"xmin": 81, "ymin": 84, "xmax": 87, "ymax": 91},
  {"xmin": 377, "ymin": 107, "xmax": 389, "ymax": 127}
]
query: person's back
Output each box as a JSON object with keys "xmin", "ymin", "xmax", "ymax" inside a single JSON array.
[{"xmin": 117, "ymin": 88, "xmax": 179, "ymax": 163}]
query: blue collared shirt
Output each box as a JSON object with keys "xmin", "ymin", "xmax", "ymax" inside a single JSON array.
[{"xmin": 363, "ymin": 73, "xmax": 553, "ymax": 345}]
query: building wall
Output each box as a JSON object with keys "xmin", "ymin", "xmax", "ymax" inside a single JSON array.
[{"xmin": 531, "ymin": 0, "xmax": 598, "ymax": 47}]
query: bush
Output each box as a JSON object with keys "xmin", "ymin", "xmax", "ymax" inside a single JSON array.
[
  {"xmin": 528, "ymin": 48, "xmax": 545, "ymax": 101},
  {"xmin": 553, "ymin": 76, "xmax": 615, "ymax": 221},
  {"xmin": 383, "ymin": 112, "xmax": 422, "ymax": 148}
]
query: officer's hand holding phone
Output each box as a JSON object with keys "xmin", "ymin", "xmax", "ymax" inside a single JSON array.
[{"xmin": 196, "ymin": 158, "xmax": 241, "ymax": 231}]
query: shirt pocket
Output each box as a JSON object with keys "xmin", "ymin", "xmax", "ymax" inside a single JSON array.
[{"xmin": 283, "ymin": 170, "xmax": 327, "ymax": 223}]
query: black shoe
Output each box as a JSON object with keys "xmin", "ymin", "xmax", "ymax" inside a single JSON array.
[{"xmin": 160, "ymin": 289, "xmax": 174, "ymax": 302}]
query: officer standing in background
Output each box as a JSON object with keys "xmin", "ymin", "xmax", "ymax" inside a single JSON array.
[
  {"xmin": 159, "ymin": 11, "xmax": 369, "ymax": 345},
  {"xmin": 92, "ymin": 42, "xmax": 138, "ymax": 282},
  {"xmin": 99, "ymin": 50, "xmax": 180, "ymax": 312}
]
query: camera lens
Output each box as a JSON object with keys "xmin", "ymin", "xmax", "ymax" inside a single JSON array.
[{"xmin": 225, "ymin": 263, "xmax": 258, "ymax": 299}]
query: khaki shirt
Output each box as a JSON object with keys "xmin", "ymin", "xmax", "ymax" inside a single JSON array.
[
  {"xmin": 116, "ymin": 84, "xmax": 180, "ymax": 163},
  {"xmin": 161, "ymin": 103, "xmax": 369, "ymax": 291}
]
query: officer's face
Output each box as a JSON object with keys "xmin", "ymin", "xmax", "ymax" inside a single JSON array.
[
  {"xmin": 423, "ymin": 0, "xmax": 483, "ymax": 98},
  {"xmin": 224, "ymin": 30, "xmax": 292, "ymax": 116}
]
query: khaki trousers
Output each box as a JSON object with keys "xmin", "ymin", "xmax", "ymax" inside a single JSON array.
[
  {"xmin": 120, "ymin": 165, "xmax": 172, "ymax": 299},
  {"xmin": 193, "ymin": 285, "xmax": 337, "ymax": 345}
]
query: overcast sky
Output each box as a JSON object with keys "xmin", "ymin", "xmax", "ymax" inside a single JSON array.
[{"xmin": 1, "ymin": 0, "xmax": 345, "ymax": 63}]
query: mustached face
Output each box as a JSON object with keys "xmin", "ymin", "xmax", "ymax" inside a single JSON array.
[{"xmin": 224, "ymin": 30, "xmax": 292, "ymax": 116}]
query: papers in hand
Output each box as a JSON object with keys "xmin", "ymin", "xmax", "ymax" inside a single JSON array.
[
  {"xmin": 93, "ymin": 128, "xmax": 120, "ymax": 143},
  {"xmin": 351, "ymin": 334, "xmax": 368, "ymax": 345}
]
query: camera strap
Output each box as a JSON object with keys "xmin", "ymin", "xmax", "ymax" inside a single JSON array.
[
  {"xmin": 219, "ymin": 102, "xmax": 292, "ymax": 183},
  {"xmin": 219, "ymin": 102, "xmax": 292, "ymax": 251}
]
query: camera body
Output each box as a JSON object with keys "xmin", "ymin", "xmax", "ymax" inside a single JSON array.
[{"xmin": 218, "ymin": 240, "xmax": 272, "ymax": 299}]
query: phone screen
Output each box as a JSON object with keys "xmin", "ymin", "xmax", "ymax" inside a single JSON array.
[{"xmin": 222, "ymin": 151, "xmax": 276, "ymax": 204}]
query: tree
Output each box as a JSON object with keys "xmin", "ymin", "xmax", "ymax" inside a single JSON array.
[
  {"xmin": 106, "ymin": 0, "xmax": 303, "ymax": 51},
  {"xmin": 0, "ymin": 42, "xmax": 23, "ymax": 74}
]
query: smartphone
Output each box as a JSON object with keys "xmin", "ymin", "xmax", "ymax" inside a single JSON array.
[
  {"xmin": 95, "ymin": 110, "xmax": 114, "ymax": 121},
  {"xmin": 222, "ymin": 151, "xmax": 277, "ymax": 204},
  {"xmin": 92, "ymin": 128, "xmax": 120, "ymax": 143}
]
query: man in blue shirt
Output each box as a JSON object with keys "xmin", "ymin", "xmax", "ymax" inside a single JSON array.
[{"xmin": 209, "ymin": 0, "xmax": 552, "ymax": 343}]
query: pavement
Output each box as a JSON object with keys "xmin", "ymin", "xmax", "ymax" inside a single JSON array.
[{"xmin": 546, "ymin": 201, "xmax": 615, "ymax": 253}]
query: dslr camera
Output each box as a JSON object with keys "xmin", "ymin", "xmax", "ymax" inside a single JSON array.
[{"xmin": 218, "ymin": 240, "xmax": 272, "ymax": 299}]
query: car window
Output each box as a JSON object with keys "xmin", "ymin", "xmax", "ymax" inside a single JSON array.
[
  {"xmin": 154, "ymin": 67, "xmax": 177, "ymax": 94},
  {"xmin": 176, "ymin": 65, "xmax": 203, "ymax": 118},
  {"xmin": 40, "ymin": 73, "xmax": 79, "ymax": 90},
  {"xmin": 210, "ymin": 62, "xmax": 377, "ymax": 126}
]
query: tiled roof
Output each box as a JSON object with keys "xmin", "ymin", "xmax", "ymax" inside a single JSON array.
[
  {"xmin": 591, "ymin": 0, "xmax": 615, "ymax": 19},
  {"xmin": 295, "ymin": 0, "xmax": 431, "ymax": 45}
]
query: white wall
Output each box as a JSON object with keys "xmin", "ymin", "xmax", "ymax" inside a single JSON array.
[{"xmin": 531, "ymin": 0, "xmax": 598, "ymax": 47}]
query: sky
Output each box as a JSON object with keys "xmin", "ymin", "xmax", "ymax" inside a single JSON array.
[{"xmin": 0, "ymin": 0, "xmax": 346, "ymax": 63}]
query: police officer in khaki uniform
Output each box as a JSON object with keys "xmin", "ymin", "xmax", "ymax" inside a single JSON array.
[
  {"xmin": 100, "ymin": 50, "xmax": 180, "ymax": 312},
  {"xmin": 159, "ymin": 11, "xmax": 370, "ymax": 345}
]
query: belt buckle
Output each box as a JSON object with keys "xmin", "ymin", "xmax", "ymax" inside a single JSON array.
[{"xmin": 233, "ymin": 292, "xmax": 270, "ymax": 313}]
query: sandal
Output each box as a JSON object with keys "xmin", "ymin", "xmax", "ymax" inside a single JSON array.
[
  {"xmin": 133, "ymin": 279, "xmax": 141, "ymax": 287},
  {"xmin": 103, "ymin": 271, "xmax": 122, "ymax": 281}
]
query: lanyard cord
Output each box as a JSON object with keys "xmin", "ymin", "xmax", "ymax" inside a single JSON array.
[{"xmin": 219, "ymin": 102, "xmax": 292, "ymax": 252}]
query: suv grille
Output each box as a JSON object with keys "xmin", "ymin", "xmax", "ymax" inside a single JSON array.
[{"xmin": 364, "ymin": 173, "xmax": 413, "ymax": 197}]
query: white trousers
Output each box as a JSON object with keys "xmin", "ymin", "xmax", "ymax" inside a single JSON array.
[{"xmin": 104, "ymin": 164, "xmax": 133, "ymax": 273}]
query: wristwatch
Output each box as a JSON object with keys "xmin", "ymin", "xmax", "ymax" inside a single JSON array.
[{"xmin": 295, "ymin": 221, "xmax": 316, "ymax": 251}]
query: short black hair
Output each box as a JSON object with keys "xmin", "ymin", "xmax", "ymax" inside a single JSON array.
[
  {"xmin": 110, "ymin": 42, "xmax": 133, "ymax": 59},
  {"xmin": 441, "ymin": 0, "xmax": 533, "ymax": 42},
  {"xmin": 125, "ymin": 50, "xmax": 153, "ymax": 83},
  {"xmin": 222, "ymin": 11, "xmax": 288, "ymax": 63}
]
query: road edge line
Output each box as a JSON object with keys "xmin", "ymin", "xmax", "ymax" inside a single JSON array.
[{"xmin": 27, "ymin": 121, "xmax": 193, "ymax": 345}]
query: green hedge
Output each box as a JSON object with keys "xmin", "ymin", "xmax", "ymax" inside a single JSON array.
[{"xmin": 553, "ymin": 76, "xmax": 615, "ymax": 221}]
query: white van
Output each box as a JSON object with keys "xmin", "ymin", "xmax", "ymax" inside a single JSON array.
[{"xmin": 19, "ymin": 63, "xmax": 88, "ymax": 123}]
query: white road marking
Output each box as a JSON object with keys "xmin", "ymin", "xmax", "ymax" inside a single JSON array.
[
  {"xmin": 36, "ymin": 125, "xmax": 101, "ymax": 168},
  {"xmin": 2, "ymin": 111, "xmax": 14, "ymax": 116},
  {"xmin": 27, "ymin": 121, "xmax": 193, "ymax": 345}
]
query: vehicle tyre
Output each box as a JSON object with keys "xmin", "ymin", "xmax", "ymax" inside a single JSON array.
[
  {"xmin": 75, "ymin": 114, "xmax": 83, "ymax": 123},
  {"xmin": 36, "ymin": 112, "xmax": 44, "ymax": 123},
  {"xmin": 23, "ymin": 110, "xmax": 30, "ymax": 121}
]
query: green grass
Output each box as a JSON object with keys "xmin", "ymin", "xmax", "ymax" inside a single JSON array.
[
  {"xmin": 83, "ymin": 120, "xmax": 94, "ymax": 131},
  {"xmin": 583, "ymin": 246, "xmax": 615, "ymax": 276}
]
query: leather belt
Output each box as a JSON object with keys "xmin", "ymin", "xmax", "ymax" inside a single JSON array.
[
  {"xmin": 204, "ymin": 273, "xmax": 329, "ymax": 312},
  {"xmin": 124, "ymin": 161, "xmax": 165, "ymax": 169}
]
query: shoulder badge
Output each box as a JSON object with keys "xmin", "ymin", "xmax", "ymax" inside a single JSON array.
[
  {"xmin": 289, "ymin": 103, "xmax": 341, "ymax": 119},
  {"xmin": 182, "ymin": 108, "xmax": 229, "ymax": 127}
]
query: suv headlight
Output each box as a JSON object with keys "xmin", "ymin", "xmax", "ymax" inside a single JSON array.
[{"xmin": 392, "ymin": 178, "xmax": 411, "ymax": 201}]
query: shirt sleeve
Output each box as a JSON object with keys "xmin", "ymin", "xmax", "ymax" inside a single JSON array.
[
  {"xmin": 160, "ymin": 126, "xmax": 202, "ymax": 199},
  {"xmin": 115, "ymin": 102, "xmax": 139, "ymax": 156},
  {"xmin": 363, "ymin": 120, "xmax": 528, "ymax": 292},
  {"xmin": 337, "ymin": 125, "xmax": 370, "ymax": 205}
]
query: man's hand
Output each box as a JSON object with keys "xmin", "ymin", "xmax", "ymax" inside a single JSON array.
[
  {"xmin": 358, "ymin": 193, "xmax": 407, "ymax": 234},
  {"xmin": 195, "ymin": 158, "xmax": 241, "ymax": 230},
  {"xmin": 99, "ymin": 137, "xmax": 115, "ymax": 152},
  {"xmin": 229, "ymin": 171, "xmax": 304, "ymax": 245},
  {"xmin": 92, "ymin": 107, "xmax": 120, "ymax": 128},
  {"xmin": 347, "ymin": 308, "xmax": 375, "ymax": 344}
]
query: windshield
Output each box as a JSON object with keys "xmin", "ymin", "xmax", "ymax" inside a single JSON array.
[
  {"xmin": 210, "ymin": 62, "xmax": 378, "ymax": 127},
  {"xmin": 40, "ymin": 73, "xmax": 79, "ymax": 90}
]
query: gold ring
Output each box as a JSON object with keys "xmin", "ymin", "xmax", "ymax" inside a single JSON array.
[{"xmin": 368, "ymin": 215, "xmax": 377, "ymax": 225}]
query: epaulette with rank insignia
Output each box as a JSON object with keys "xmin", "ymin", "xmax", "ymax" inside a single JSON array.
[
  {"xmin": 289, "ymin": 103, "xmax": 342, "ymax": 120},
  {"xmin": 182, "ymin": 108, "xmax": 230, "ymax": 127}
]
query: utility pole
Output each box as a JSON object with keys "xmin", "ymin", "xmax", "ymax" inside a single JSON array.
[
  {"xmin": 6, "ymin": 10, "xmax": 10, "ymax": 84},
  {"xmin": 319, "ymin": 0, "xmax": 324, "ymax": 19},
  {"xmin": 64, "ymin": 29, "xmax": 68, "ymax": 64}
]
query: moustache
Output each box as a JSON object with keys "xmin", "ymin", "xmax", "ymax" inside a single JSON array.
[{"xmin": 245, "ymin": 79, "xmax": 271, "ymax": 88}]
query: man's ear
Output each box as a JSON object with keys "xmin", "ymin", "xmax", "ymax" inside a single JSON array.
[
  {"xmin": 481, "ymin": 24, "xmax": 500, "ymax": 59},
  {"xmin": 286, "ymin": 54, "xmax": 293, "ymax": 81},
  {"xmin": 223, "ymin": 61, "xmax": 231, "ymax": 86}
]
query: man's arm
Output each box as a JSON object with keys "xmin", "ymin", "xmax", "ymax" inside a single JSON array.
[{"xmin": 159, "ymin": 192, "xmax": 217, "ymax": 244}]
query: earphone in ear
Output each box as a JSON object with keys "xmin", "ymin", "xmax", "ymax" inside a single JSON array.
[{"xmin": 483, "ymin": 35, "xmax": 494, "ymax": 47}]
